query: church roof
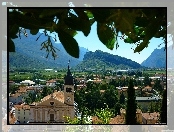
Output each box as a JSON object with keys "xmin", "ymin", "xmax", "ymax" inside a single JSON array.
[{"xmin": 32, "ymin": 91, "xmax": 65, "ymax": 106}]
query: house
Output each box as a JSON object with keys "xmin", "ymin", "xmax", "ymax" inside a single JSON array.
[
  {"xmin": 9, "ymin": 86, "xmax": 37, "ymax": 104},
  {"xmin": 14, "ymin": 104, "xmax": 30, "ymax": 124},
  {"xmin": 20, "ymin": 80, "xmax": 35, "ymax": 86},
  {"xmin": 117, "ymin": 86, "xmax": 141, "ymax": 97},
  {"xmin": 46, "ymin": 79, "xmax": 57, "ymax": 87},
  {"xmin": 76, "ymin": 84, "xmax": 87, "ymax": 90},
  {"xmin": 9, "ymin": 93, "xmax": 23, "ymax": 104},
  {"xmin": 142, "ymin": 112, "xmax": 160, "ymax": 124},
  {"xmin": 142, "ymin": 85, "xmax": 152, "ymax": 92},
  {"xmin": 136, "ymin": 96, "xmax": 162, "ymax": 111},
  {"xmin": 9, "ymin": 80, "xmax": 15, "ymax": 85}
]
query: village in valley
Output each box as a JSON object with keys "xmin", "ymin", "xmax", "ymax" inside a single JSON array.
[
  {"xmin": 6, "ymin": 8, "xmax": 169, "ymax": 132},
  {"xmin": 8, "ymin": 64, "xmax": 167, "ymax": 125}
]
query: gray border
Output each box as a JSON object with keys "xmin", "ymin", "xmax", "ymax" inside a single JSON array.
[{"xmin": 1, "ymin": 1, "xmax": 172, "ymax": 132}]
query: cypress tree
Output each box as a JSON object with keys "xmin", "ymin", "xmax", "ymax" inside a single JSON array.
[
  {"xmin": 120, "ymin": 91, "xmax": 125, "ymax": 104},
  {"xmin": 126, "ymin": 79, "xmax": 137, "ymax": 124},
  {"xmin": 160, "ymin": 89, "xmax": 167, "ymax": 124}
]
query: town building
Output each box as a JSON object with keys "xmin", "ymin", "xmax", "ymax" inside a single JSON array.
[
  {"xmin": 28, "ymin": 64, "xmax": 76, "ymax": 124},
  {"xmin": 14, "ymin": 104, "xmax": 30, "ymax": 124},
  {"xmin": 46, "ymin": 79, "xmax": 57, "ymax": 87}
]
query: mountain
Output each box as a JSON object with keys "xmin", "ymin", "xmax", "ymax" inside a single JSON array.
[
  {"xmin": 141, "ymin": 47, "xmax": 166, "ymax": 68},
  {"xmin": 9, "ymin": 30, "xmax": 88, "ymax": 69},
  {"xmin": 75, "ymin": 50, "xmax": 142, "ymax": 70},
  {"xmin": 167, "ymin": 45, "xmax": 174, "ymax": 68}
]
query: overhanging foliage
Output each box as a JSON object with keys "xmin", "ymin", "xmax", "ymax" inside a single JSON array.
[{"xmin": 9, "ymin": 8, "xmax": 166, "ymax": 58}]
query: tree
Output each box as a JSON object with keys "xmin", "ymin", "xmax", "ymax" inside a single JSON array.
[
  {"xmin": 9, "ymin": 84, "xmax": 19, "ymax": 94},
  {"xmin": 41, "ymin": 86, "xmax": 48, "ymax": 98},
  {"xmin": 153, "ymin": 79, "xmax": 163, "ymax": 92},
  {"xmin": 143, "ymin": 75, "xmax": 151, "ymax": 86},
  {"xmin": 102, "ymin": 85, "xmax": 118, "ymax": 109},
  {"xmin": 119, "ymin": 92, "xmax": 125, "ymax": 105},
  {"xmin": 126, "ymin": 79, "xmax": 137, "ymax": 124},
  {"xmin": 160, "ymin": 89, "xmax": 167, "ymax": 124},
  {"xmin": 9, "ymin": 8, "xmax": 166, "ymax": 59}
]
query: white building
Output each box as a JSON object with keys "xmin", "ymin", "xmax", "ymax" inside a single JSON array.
[
  {"xmin": 20, "ymin": 80, "xmax": 35, "ymax": 86},
  {"xmin": 14, "ymin": 104, "xmax": 30, "ymax": 124}
]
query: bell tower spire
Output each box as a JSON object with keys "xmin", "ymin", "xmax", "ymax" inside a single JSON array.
[
  {"xmin": 64, "ymin": 60, "xmax": 73, "ymax": 85},
  {"xmin": 64, "ymin": 60, "xmax": 74, "ymax": 106}
]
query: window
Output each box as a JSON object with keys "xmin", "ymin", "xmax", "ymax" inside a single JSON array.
[
  {"xmin": 24, "ymin": 117, "xmax": 25, "ymax": 119},
  {"xmin": 66, "ymin": 88, "xmax": 72, "ymax": 92},
  {"xmin": 18, "ymin": 111, "xmax": 20, "ymax": 114},
  {"xmin": 50, "ymin": 101, "xmax": 54, "ymax": 105}
]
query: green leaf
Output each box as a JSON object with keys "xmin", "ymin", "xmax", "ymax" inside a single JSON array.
[
  {"xmin": 114, "ymin": 9, "xmax": 141, "ymax": 41},
  {"xmin": 89, "ymin": 18, "xmax": 95, "ymax": 26},
  {"xmin": 64, "ymin": 17, "xmax": 90, "ymax": 37},
  {"xmin": 134, "ymin": 18, "xmax": 161, "ymax": 53},
  {"xmin": 124, "ymin": 38, "xmax": 134, "ymax": 43},
  {"xmin": 57, "ymin": 29, "xmax": 79, "ymax": 58},
  {"xmin": 9, "ymin": 39, "xmax": 15, "ymax": 52},
  {"xmin": 90, "ymin": 9, "xmax": 110, "ymax": 23},
  {"xmin": 9, "ymin": 24, "xmax": 19, "ymax": 39},
  {"xmin": 30, "ymin": 29, "xmax": 39, "ymax": 35},
  {"xmin": 73, "ymin": 9, "xmax": 91, "ymax": 36},
  {"xmin": 64, "ymin": 28, "xmax": 78, "ymax": 37},
  {"xmin": 134, "ymin": 42, "xmax": 147, "ymax": 53},
  {"xmin": 97, "ymin": 22, "xmax": 116, "ymax": 50},
  {"xmin": 85, "ymin": 10, "xmax": 94, "ymax": 18},
  {"xmin": 134, "ymin": 17, "xmax": 149, "ymax": 27},
  {"xmin": 39, "ymin": 9, "xmax": 64, "ymax": 18}
]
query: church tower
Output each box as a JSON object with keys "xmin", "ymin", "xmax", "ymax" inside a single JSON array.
[{"xmin": 64, "ymin": 61, "xmax": 74, "ymax": 106}]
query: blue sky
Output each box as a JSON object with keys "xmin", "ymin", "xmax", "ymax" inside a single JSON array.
[{"xmin": 48, "ymin": 22, "xmax": 170, "ymax": 64}]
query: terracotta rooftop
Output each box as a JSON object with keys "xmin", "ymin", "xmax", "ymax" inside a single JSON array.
[
  {"xmin": 46, "ymin": 79, "xmax": 56, "ymax": 83},
  {"xmin": 92, "ymin": 115, "xmax": 125, "ymax": 124},
  {"xmin": 14, "ymin": 104, "xmax": 30, "ymax": 110},
  {"xmin": 92, "ymin": 116, "xmax": 103, "ymax": 124},
  {"xmin": 110, "ymin": 115, "xmax": 125, "ymax": 124},
  {"xmin": 53, "ymin": 91, "xmax": 64, "ymax": 102},
  {"xmin": 144, "ymin": 85, "xmax": 152, "ymax": 89},
  {"xmin": 9, "ymin": 92, "xmax": 22, "ymax": 97},
  {"xmin": 34, "ymin": 91, "xmax": 64, "ymax": 105},
  {"xmin": 142, "ymin": 112, "xmax": 160, "ymax": 120},
  {"xmin": 9, "ymin": 112, "xmax": 17, "ymax": 124}
]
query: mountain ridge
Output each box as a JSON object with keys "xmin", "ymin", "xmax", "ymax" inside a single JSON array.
[
  {"xmin": 75, "ymin": 50, "xmax": 142, "ymax": 70},
  {"xmin": 9, "ymin": 29, "xmax": 88, "ymax": 69},
  {"xmin": 141, "ymin": 47, "xmax": 166, "ymax": 68}
]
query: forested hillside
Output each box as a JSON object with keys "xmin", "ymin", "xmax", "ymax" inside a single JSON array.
[
  {"xmin": 76, "ymin": 50, "xmax": 142, "ymax": 70},
  {"xmin": 9, "ymin": 30, "xmax": 88, "ymax": 69}
]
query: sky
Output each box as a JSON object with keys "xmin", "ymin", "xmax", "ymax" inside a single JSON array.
[{"xmin": 48, "ymin": 22, "xmax": 171, "ymax": 64}]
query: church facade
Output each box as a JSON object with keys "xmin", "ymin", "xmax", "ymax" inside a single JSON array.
[{"xmin": 29, "ymin": 64, "xmax": 75, "ymax": 123}]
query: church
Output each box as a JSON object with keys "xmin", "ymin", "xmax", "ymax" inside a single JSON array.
[{"xmin": 29, "ymin": 64, "xmax": 76, "ymax": 123}]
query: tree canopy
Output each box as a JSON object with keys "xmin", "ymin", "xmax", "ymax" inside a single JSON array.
[{"xmin": 9, "ymin": 8, "xmax": 166, "ymax": 59}]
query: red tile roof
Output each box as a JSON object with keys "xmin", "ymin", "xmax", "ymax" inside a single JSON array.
[{"xmin": 9, "ymin": 112, "xmax": 17, "ymax": 124}]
